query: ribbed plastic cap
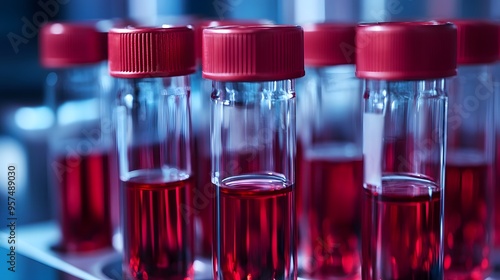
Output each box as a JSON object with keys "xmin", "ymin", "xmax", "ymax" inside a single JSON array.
[
  {"xmin": 40, "ymin": 22, "xmax": 107, "ymax": 68},
  {"xmin": 451, "ymin": 20, "xmax": 499, "ymax": 65},
  {"xmin": 202, "ymin": 25, "xmax": 305, "ymax": 82},
  {"xmin": 303, "ymin": 23, "xmax": 356, "ymax": 66},
  {"xmin": 356, "ymin": 21, "xmax": 457, "ymax": 81},
  {"xmin": 108, "ymin": 26, "xmax": 196, "ymax": 78},
  {"xmin": 194, "ymin": 19, "xmax": 273, "ymax": 62}
]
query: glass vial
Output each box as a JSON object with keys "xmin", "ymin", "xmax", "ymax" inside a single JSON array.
[
  {"xmin": 108, "ymin": 26, "xmax": 196, "ymax": 279},
  {"xmin": 356, "ymin": 22, "xmax": 457, "ymax": 279},
  {"xmin": 297, "ymin": 23, "xmax": 361, "ymax": 278},
  {"xmin": 191, "ymin": 19, "xmax": 273, "ymax": 264},
  {"xmin": 203, "ymin": 25, "xmax": 304, "ymax": 279},
  {"xmin": 444, "ymin": 20, "xmax": 498, "ymax": 279},
  {"xmin": 40, "ymin": 22, "xmax": 113, "ymax": 253}
]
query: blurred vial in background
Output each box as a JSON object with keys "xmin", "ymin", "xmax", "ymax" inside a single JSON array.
[
  {"xmin": 444, "ymin": 20, "xmax": 498, "ymax": 280},
  {"xmin": 357, "ymin": 21, "xmax": 456, "ymax": 279},
  {"xmin": 297, "ymin": 23, "xmax": 362, "ymax": 279},
  {"xmin": 109, "ymin": 26, "xmax": 196, "ymax": 280},
  {"xmin": 39, "ymin": 22, "xmax": 114, "ymax": 253},
  {"xmin": 204, "ymin": 25, "xmax": 304, "ymax": 280},
  {"xmin": 190, "ymin": 18, "xmax": 273, "ymax": 265}
]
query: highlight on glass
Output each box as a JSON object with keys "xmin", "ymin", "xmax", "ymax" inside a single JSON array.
[
  {"xmin": 356, "ymin": 21, "xmax": 457, "ymax": 279},
  {"xmin": 108, "ymin": 26, "xmax": 196, "ymax": 280},
  {"xmin": 203, "ymin": 25, "xmax": 305, "ymax": 279}
]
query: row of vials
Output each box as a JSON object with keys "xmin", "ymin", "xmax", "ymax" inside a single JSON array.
[{"xmin": 38, "ymin": 18, "xmax": 500, "ymax": 280}]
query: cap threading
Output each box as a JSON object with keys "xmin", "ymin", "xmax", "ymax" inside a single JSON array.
[
  {"xmin": 355, "ymin": 21, "xmax": 457, "ymax": 81},
  {"xmin": 108, "ymin": 26, "xmax": 196, "ymax": 78},
  {"xmin": 202, "ymin": 25, "xmax": 305, "ymax": 82}
]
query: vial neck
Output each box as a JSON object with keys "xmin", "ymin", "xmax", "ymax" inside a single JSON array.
[
  {"xmin": 365, "ymin": 78, "xmax": 447, "ymax": 98},
  {"xmin": 211, "ymin": 80, "xmax": 295, "ymax": 103}
]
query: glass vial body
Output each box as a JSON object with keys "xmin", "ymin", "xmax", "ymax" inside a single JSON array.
[
  {"xmin": 211, "ymin": 80, "xmax": 296, "ymax": 279},
  {"xmin": 362, "ymin": 79, "xmax": 448, "ymax": 279},
  {"xmin": 298, "ymin": 65, "xmax": 363, "ymax": 278},
  {"xmin": 203, "ymin": 25, "xmax": 304, "ymax": 280},
  {"xmin": 108, "ymin": 26, "xmax": 196, "ymax": 280},
  {"xmin": 115, "ymin": 76, "xmax": 194, "ymax": 279},
  {"xmin": 356, "ymin": 21, "xmax": 457, "ymax": 280},
  {"xmin": 40, "ymin": 22, "xmax": 113, "ymax": 253}
]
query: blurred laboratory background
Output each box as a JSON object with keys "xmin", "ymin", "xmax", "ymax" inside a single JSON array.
[{"xmin": 0, "ymin": 0, "xmax": 498, "ymax": 231}]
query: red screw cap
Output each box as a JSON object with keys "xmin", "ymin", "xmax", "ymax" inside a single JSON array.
[
  {"xmin": 40, "ymin": 22, "xmax": 107, "ymax": 68},
  {"xmin": 202, "ymin": 25, "xmax": 305, "ymax": 82},
  {"xmin": 356, "ymin": 21, "xmax": 457, "ymax": 81},
  {"xmin": 108, "ymin": 26, "xmax": 196, "ymax": 78},
  {"xmin": 303, "ymin": 23, "xmax": 356, "ymax": 66},
  {"xmin": 194, "ymin": 19, "xmax": 273, "ymax": 62},
  {"xmin": 451, "ymin": 20, "xmax": 499, "ymax": 65}
]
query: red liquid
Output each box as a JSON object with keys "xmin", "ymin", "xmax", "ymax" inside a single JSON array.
[
  {"xmin": 54, "ymin": 151, "xmax": 112, "ymax": 252},
  {"xmin": 216, "ymin": 175, "xmax": 296, "ymax": 279},
  {"xmin": 362, "ymin": 180, "xmax": 442, "ymax": 280},
  {"xmin": 444, "ymin": 154, "xmax": 491, "ymax": 279},
  {"xmin": 122, "ymin": 170, "xmax": 194, "ymax": 280},
  {"xmin": 299, "ymin": 147, "xmax": 362, "ymax": 278}
]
